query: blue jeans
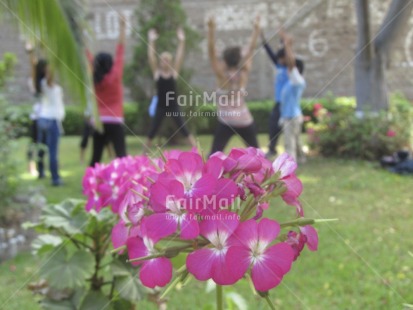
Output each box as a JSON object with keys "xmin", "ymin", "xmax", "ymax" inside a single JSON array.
[{"xmin": 37, "ymin": 118, "xmax": 60, "ymax": 183}]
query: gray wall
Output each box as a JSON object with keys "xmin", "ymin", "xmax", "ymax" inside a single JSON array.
[{"xmin": 1, "ymin": 0, "xmax": 413, "ymax": 104}]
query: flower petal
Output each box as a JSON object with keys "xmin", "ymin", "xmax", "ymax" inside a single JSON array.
[
  {"xmin": 212, "ymin": 251, "xmax": 239, "ymax": 285},
  {"xmin": 251, "ymin": 243, "xmax": 294, "ymax": 291},
  {"xmin": 228, "ymin": 219, "xmax": 258, "ymax": 248},
  {"xmin": 258, "ymin": 218, "xmax": 280, "ymax": 246},
  {"xmin": 226, "ymin": 246, "xmax": 251, "ymax": 281},
  {"xmin": 200, "ymin": 211, "xmax": 239, "ymax": 243},
  {"xmin": 140, "ymin": 258, "xmax": 173, "ymax": 288},
  {"xmin": 126, "ymin": 237, "xmax": 148, "ymax": 266},
  {"xmin": 300, "ymin": 225, "xmax": 318, "ymax": 251},
  {"xmin": 179, "ymin": 213, "xmax": 200, "ymax": 240},
  {"xmin": 143, "ymin": 213, "xmax": 177, "ymax": 242},
  {"xmin": 186, "ymin": 248, "xmax": 215, "ymax": 281},
  {"xmin": 272, "ymin": 153, "xmax": 297, "ymax": 178}
]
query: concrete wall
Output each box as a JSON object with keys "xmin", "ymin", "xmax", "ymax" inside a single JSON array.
[{"xmin": 1, "ymin": 0, "xmax": 413, "ymax": 104}]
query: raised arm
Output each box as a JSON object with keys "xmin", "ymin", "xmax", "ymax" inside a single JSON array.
[
  {"xmin": 242, "ymin": 16, "xmax": 261, "ymax": 72},
  {"xmin": 174, "ymin": 27, "xmax": 185, "ymax": 74},
  {"xmin": 281, "ymin": 31, "xmax": 295, "ymax": 70},
  {"xmin": 118, "ymin": 13, "xmax": 126, "ymax": 46},
  {"xmin": 147, "ymin": 29, "xmax": 159, "ymax": 76},
  {"xmin": 25, "ymin": 42, "xmax": 37, "ymax": 92},
  {"xmin": 261, "ymin": 31, "xmax": 279, "ymax": 66},
  {"xmin": 207, "ymin": 17, "xmax": 224, "ymax": 78}
]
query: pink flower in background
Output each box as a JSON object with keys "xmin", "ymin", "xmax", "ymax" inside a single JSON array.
[
  {"xmin": 226, "ymin": 219, "xmax": 294, "ymax": 291},
  {"xmin": 186, "ymin": 211, "xmax": 240, "ymax": 285},
  {"xmin": 313, "ymin": 103, "xmax": 323, "ymax": 117},
  {"xmin": 307, "ymin": 128, "xmax": 315, "ymax": 135},
  {"xmin": 386, "ymin": 129, "xmax": 396, "ymax": 137},
  {"xmin": 303, "ymin": 115, "xmax": 312, "ymax": 122}
]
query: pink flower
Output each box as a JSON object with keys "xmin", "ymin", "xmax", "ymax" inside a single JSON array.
[
  {"xmin": 162, "ymin": 152, "xmax": 219, "ymax": 210},
  {"xmin": 286, "ymin": 225, "xmax": 318, "ymax": 260},
  {"xmin": 272, "ymin": 153, "xmax": 297, "ymax": 178},
  {"xmin": 118, "ymin": 183, "xmax": 145, "ymax": 225},
  {"xmin": 281, "ymin": 174, "xmax": 304, "ymax": 216},
  {"xmin": 211, "ymin": 148, "xmax": 262, "ymax": 174},
  {"xmin": 313, "ymin": 103, "xmax": 323, "ymax": 110},
  {"xmin": 307, "ymin": 128, "xmax": 315, "ymax": 135},
  {"xmin": 126, "ymin": 222, "xmax": 173, "ymax": 288},
  {"xmin": 272, "ymin": 154, "xmax": 303, "ymax": 214},
  {"xmin": 226, "ymin": 219, "xmax": 294, "ymax": 291},
  {"xmin": 386, "ymin": 129, "xmax": 396, "ymax": 137},
  {"xmin": 111, "ymin": 221, "xmax": 140, "ymax": 251},
  {"xmin": 186, "ymin": 211, "xmax": 240, "ymax": 285},
  {"xmin": 147, "ymin": 180, "xmax": 200, "ymax": 240}
]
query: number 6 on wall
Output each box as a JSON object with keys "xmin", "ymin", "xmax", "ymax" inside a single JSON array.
[{"xmin": 308, "ymin": 29, "xmax": 329, "ymax": 57}]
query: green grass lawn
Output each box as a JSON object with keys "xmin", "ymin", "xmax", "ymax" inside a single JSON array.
[{"xmin": 1, "ymin": 135, "xmax": 413, "ymax": 310}]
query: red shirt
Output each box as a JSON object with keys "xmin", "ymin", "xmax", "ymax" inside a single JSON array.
[{"xmin": 88, "ymin": 44, "xmax": 124, "ymax": 123}]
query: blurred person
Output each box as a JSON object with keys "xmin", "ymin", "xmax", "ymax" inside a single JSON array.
[
  {"xmin": 145, "ymin": 27, "xmax": 196, "ymax": 149},
  {"xmin": 27, "ymin": 46, "xmax": 65, "ymax": 186},
  {"xmin": 87, "ymin": 13, "xmax": 127, "ymax": 166},
  {"xmin": 279, "ymin": 31, "xmax": 306, "ymax": 163},
  {"xmin": 207, "ymin": 16, "xmax": 261, "ymax": 154},
  {"xmin": 262, "ymin": 30, "xmax": 304, "ymax": 158}
]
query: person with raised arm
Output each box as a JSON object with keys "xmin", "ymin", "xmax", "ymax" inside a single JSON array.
[
  {"xmin": 145, "ymin": 27, "xmax": 196, "ymax": 149},
  {"xmin": 26, "ymin": 44, "xmax": 65, "ymax": 186},
  {"xmin": 208, "ymin": 16, "xmax": 260, "ymax": 155},
  {"xmin": 261, "ymin": 29, "xmax": 304, "ymax": 159},
  {"xmin": 88, "ymin": 13, "xmax": 127, "ymax": 166},
  {"xmin": 279, "ymin": 31, "xmax": 306, "ymax": 163}
]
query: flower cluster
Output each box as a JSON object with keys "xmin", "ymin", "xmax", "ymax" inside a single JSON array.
[{"xmin": 83, "ymin": 148, "xmax": 318, "ymax": 293}]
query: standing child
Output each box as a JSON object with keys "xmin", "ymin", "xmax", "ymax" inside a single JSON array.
[{"xmin": 279, "ymin": 31, "xmax": 306, "ymax": 163}]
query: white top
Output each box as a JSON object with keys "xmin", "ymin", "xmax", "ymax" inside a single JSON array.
[
  {"xmin": 289, "ymin": 67, "xmax": 305, "ymax": 86},
  {"xmin": 39, "ymin": 79, "xmax": 65, "ymax": 121}
]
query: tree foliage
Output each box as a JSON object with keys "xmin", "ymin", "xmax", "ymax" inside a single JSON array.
[{"xmin": 125, "ymin": 0, "xmax": 201, "ymax": 102}]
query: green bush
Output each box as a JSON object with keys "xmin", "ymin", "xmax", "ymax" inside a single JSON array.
[
  {"xmin": 15, "ymin": 95, "xmax": 404, "ymax": 143},
  {"xmin": 0, "ymin": 52, "xmax": 20, "ymax": 217},
  {"xmin": 24, "ymin": 199, "xmax": 146, "ymax": 309},
  {"xmin": 307, "ymin": 93, "xmax": 412, "ymax": 160}
]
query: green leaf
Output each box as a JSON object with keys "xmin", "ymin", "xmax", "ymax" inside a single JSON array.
[
  {"xmin": 40, "ymin": 249, "xmax": 95, "ymax": 289},
  {"xmin": 32, "ymin": 234, "xmax": 63, "ymax": 255},
  {"xmin": 225, "ymin": 292, "xmax": 248, "ymax": 310},
  {"xmin": 0, "ymin": 0, "xmax": 94, "ymax": 111},
  {"xmin": 40, "ymin": 298, "xmax": 76, "ymax": 310},
  {"xmin": 41, "ymin": 200, "xmax": 88, "ymax": 234},
  {"xmin": 111, "ymin": 260, "xmax": 145, "ymax": 302},
  {"xmin": 170, "ymin": 252, "xmax": 187, "ymax": 269},
  {"xmin": 79, "ymin": 291, "xmax": 113, "ymax": 310}
]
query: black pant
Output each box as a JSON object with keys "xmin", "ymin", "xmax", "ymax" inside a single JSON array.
[
  {"xmin": 27, "ymin": 120, "xmax": 46, "ymax": 176},
  {"xmin": 268, "ymin": 102, "xmax": 282, "ymax": 153},
  {"xmin": 210, "ymin": 122, "xmax": 258, "ymax": 155},
  {"xmin": 148, "ymin": 106, "xmax": 190, "ymax": 139},
  {"xmin": 90, "ymin": 123, "xmax": 127, "ymax": 166},
  {"xmin": 80, "ymin": 120, "xmax": 93, "ymax": 149}
]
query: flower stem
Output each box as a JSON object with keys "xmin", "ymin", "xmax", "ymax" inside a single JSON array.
[
  {"xmin": 264, "ymin": 295, "xmax": 276, "ymax": 310},
  {"xmin": 216, "ymin": 284, "xmax": 223, "ymax": 310}
]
